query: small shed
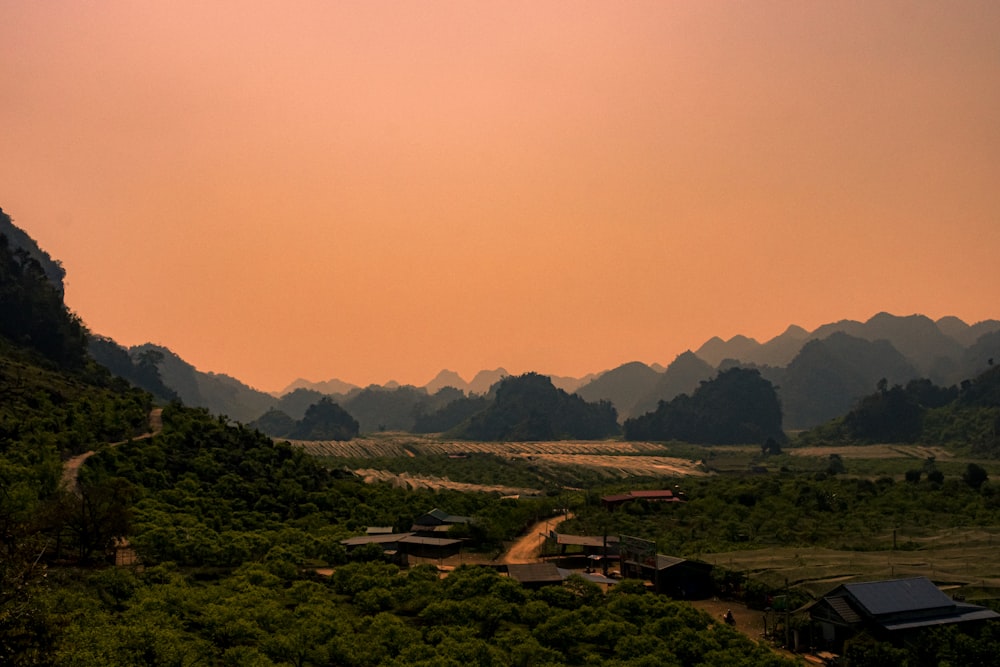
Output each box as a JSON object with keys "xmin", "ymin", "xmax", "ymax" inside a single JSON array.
[
  {"xmin": 621, "ymin": 553, "xmax": 713, "ymax": 599},
  {"xmin": 411, "ymin": 508, "xmax": 472, "ymax": 536},
  {"xmin": 601, "ymin": 489, "xmax": 683, "ymax": 511},
  {"xmin": 341, "ymin": 532, "xmax": 413, "ymax": 551},
  {"xmin": 507, "ymin": 562, "xmax": 564, "ymax": 589},
  {"xmin": 398, "ymin": 535, "xmax": 462, "ymax": 560}
]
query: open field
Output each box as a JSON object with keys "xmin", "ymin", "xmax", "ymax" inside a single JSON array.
[
  {"xmin": 291, "ymin": 433, "xmax": 708, "ymax": 488},
  {"xmin": 701, "ymin": 527, "xmax": 1000, "ymax": 602},
  {"xmin": 352, "ymin": 468, "xmax": 542, "ymax": 496},
  {"xmin": 789, "ymin": 444, "xmax": 955, "ymax": 460}
]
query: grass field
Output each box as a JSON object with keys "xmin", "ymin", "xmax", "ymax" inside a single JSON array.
[{"xmin": 702, "ymin": 527, "xmax": 1000, "ymax": 602}]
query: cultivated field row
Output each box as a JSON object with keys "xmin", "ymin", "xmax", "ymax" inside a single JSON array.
[
  {"xmin": 789, "ymin": 444, "xmax": 954, "ymax": 460},
  {"xmin": 291, "ymin": 436, "xmax": 671, "ymax": 459},
  {"xmin": 352, "ymin": 468, "xmax": 542, "ymax": 496}
]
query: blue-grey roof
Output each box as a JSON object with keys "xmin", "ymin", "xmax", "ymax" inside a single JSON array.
[
  {"xmin": 880, "ymin": 602, "xmax": 1000, "ymax": 631},
  {"xmin": 844, "ymin": 577, "xmax": 953, "ymax": 617}
]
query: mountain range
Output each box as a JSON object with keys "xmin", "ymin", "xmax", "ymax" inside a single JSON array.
[{"xmin": 94, "ymin": 312, "xmax": 999, "ymax": 431}]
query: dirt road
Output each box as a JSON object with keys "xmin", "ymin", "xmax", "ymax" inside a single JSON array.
[
  {"xmin": 61, "ymin": 408, "xmax": 163, "ymax": 494},
  {"xmin": 501, "ymin": 512, "xmax": 573, "ymax": 564}
]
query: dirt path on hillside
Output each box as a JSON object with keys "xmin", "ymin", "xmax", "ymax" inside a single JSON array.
[
  {"xmin": 501, "ymin": 512, "xmax": 573, "ymax": 564},
  {"xmin": 61, "ymin": 408, "xmax": 163, "ymax": 494}
]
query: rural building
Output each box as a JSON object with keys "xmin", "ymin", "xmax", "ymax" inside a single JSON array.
[
  {"xmin": 340, "ymin": 531, "xmax": 463, "ymax": 562},
  {"xmin": 804, "ymin": 576, "xmax": 1000, "ymax": 652},
  {"xmin": 398, "ymin": 535, "xmax": 462, "ymax": 560},
  {"xmin": 506, "ymin": 563, "xmax": 564, "ymax": 589},
  {"xmin": 621, "ymin": 552, "xmax": 714, "ymax": 599},
  {"xmin": 601, "ymin": 489, "xmax": 684, "ymax": 511},
  {"xmin": 411, "ymin": 508, "xmax": 472, "ymax": 536}
]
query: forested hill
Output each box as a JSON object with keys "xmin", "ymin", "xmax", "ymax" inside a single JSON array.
[
  {"xmin": 800, "ymin": 364, "xmax": 1000, "ymax": 454},
  {"xmin": 0, "ymin": 206, "xmax": 66, "ymax": 294},
  {"xmin": 449, "ymin": 372, "xmax": 621, "ymax": 441}
]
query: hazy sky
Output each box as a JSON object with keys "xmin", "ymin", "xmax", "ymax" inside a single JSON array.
[{"xmin": 3, "ymin": 2, "xmax": 998, "ymax": 391}]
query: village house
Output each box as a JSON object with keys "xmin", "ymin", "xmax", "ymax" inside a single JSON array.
[{"xmin": 804, "ymin": 576, "xmax": 1000, "ymax": 652}]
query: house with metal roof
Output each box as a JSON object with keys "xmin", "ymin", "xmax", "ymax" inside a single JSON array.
[
  {"xmin": 806, "ymin": 576, "xmax": 1000, "ymax": 652},
  {"xmin": 600, "ymin": 489, "xmax": 684, "ymax": 510},
  {"xmin": 620, "ymin": 553, "xmax": 714, "ymax": 599},
  {"xmin": 410, "ymin": 508, "xmax": 472, "ymax": 536},
  {"xmin": 506, "ymin": 562, "xmax": 565, "ymax": 589}
]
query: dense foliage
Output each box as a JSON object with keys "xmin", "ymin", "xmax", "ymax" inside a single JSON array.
[
  {"xmin": 87, "ymin": 337, "xmax": 179, "ymax": 402},
  {"xmin": 0, "ymin": 232, "xmax": 88, "ymax": 369},
  {"xmin": 251, "ymin": 397, "xmax": 360, "ymax": 440},
  {"xmin": 623, "ymin": 368, "xmax": 784, "ymax": 445},
  {"xmin": 40, "ymin": 562, "xmax": 796, "ymax": 667},
  {"xmin": 564, "ymin": 469, "xmax": 1000, "ymax": 557},
  {"xmin": 799, "ymin": 366, "xmax": 1000, "ymax": 455},
  {"xmin": 412, "ymin": 394, "xmax": 491, "ymax": 433},
  {"xmin": 450, "ymin": 373, "xmax": 620, "ymax": 441}
]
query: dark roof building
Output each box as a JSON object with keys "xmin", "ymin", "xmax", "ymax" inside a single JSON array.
[
  {"xmin": 414, "ymin": 508, "xmax": 471, "ymax": 526},
  {"xmin": 411, "ymin": 508, "xmax": 472, "ymax": 536},
  {"xmin": 620, "ymin": 554, "xmax": 714, "ymax": 599},
  {"xmin": 507, "ymin": 563, "xmax": 564, "ymax": 589},
  {"xmin": 806, "ymin": 576, "xmax": 1000, "ymax": 652},
  {"xmin": 601, "ymin": 489, "xmax": 683, "ymax": 510}
]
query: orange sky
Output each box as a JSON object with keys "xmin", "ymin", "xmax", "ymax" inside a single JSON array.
[{"xmin": 2, "ymin": 2, "xmax": 998, "ymax": 391}]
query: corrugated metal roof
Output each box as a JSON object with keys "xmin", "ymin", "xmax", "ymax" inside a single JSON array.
[
  {"xmin": 398, "ymin": 535, "xmax": 462, "ymax": 547},
  {"xmin": 844, "ymin": 577, "xmax": 953, "ymax": 617},
  {"xmin": 629, "ymin": 490, "xmax": 675, "ymax": 499},
  {"xmin": 507, "ymin": 563, "xmax": 563, "ymax": 584},
  {"xmin": 341, "ymin": 532, "xmax": 413, "ymax": 546},
  {"xmin": 555, "ymin": 534, "xmax": 620, "ymax": 547},
  {"xmin": 825, "ymin": 596, "xmax": 862, "ymax": 624},
  {"xmin": 880, "ymin": 602, "xmax": 1000, "ymax": 631}
]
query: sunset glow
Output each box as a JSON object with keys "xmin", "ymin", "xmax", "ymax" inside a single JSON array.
[{"xmin": 3, "ymin": 1, "xmax": 998, "ymax": 390}]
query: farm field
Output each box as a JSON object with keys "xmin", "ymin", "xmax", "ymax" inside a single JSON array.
[
  {"xmin": 290, "ymin": 433, "xmax": 708, "ymax": 491},
  {"xmin": 701, "ymin": 527, "xmax": 1000, "ymax": 602}
]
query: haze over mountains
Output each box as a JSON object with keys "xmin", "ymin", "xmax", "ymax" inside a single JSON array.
[
  {"xmin": 8, "ymin": 200, "xmax": 997, "ymax": 432},
  {"xmin": 95, "ymin": 310, "xmax": 1000, "ymax": 431}
]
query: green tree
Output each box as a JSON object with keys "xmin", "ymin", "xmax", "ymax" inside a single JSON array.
[{"xmin": 963, "ymin": 463, "xmax": 989, "ymax": 490}]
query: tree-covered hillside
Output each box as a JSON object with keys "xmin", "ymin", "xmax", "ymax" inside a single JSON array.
[
  {"xmin": 800, "ymin": 365, "xmax": 1000, "ymax": 455},
  {"xmin": 450, "ymin": 373, "xmax": 620, "ymax": 441},
  {"xmin": 623, "ymin": 367, "xmax": 784, "ymax": 445}
]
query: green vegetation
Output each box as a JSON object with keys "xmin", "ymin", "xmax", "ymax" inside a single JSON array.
[
  {"xmin": 799, "ymin": 366, "xmax": 1000, "ymax": 455},
  {"xmin": 252, "ymin": 397, "xmax": 360, "ymax": 440},
  {"xmin": 7, "ymin": 216, "xmax": 1000, "ymax": 665},
  {"xmin": 565, "ymin": 470, "xmax": 1000, "ymax": 557},
  {"xmin": 0, "ymin": 231, "xmax": 88, "ymax": 369},
  {"xmin": 624, "ymin": 367, "xmax": 784, "ymax": 445},
  {"xmin": 450, "ymin": 372, "xmax": 620, "ymax": 441}
]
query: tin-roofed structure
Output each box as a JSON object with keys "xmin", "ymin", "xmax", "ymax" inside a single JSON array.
[
  {"xmin": 506, "ymin": 562, "xmax": 564, "ymax": 589},
  {"xmin": 806, "ymin": 576, "xmax": 1000, "ymax": 651},
  {"xmin": 601, "ymin": 489, "xmax": 683, "ymax": 510}
]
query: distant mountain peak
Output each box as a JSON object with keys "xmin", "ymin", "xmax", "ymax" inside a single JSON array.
[
  {"xmin": 468, "ymin": 368, "xmax": 509, "ymax": 395},
  {"xmin": 424, "ymin": 369, "xmax": 468, "ymax": 394},
  {"xmin": 780, "ymin": 324, "xmax": 809, "ymax": 338},
  {"xmin": 277, "ymin": 376, "xmax": 358, "ymax": 397}
]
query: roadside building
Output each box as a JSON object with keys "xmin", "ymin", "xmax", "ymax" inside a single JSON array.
[
  {"xmin": 601, "ymin": 489, "xmax": 684, "ymax": 511},
  {"xmin": 804, "ymin": 576, "xmax": 1000, "ymax": 652},
  {"xmin": 506, "ymin": 562, "xmax": 564, "ymax": 589},
  {"xmin": 411, "ymin": 508, "xmax": 472, "ymax": 536}
]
